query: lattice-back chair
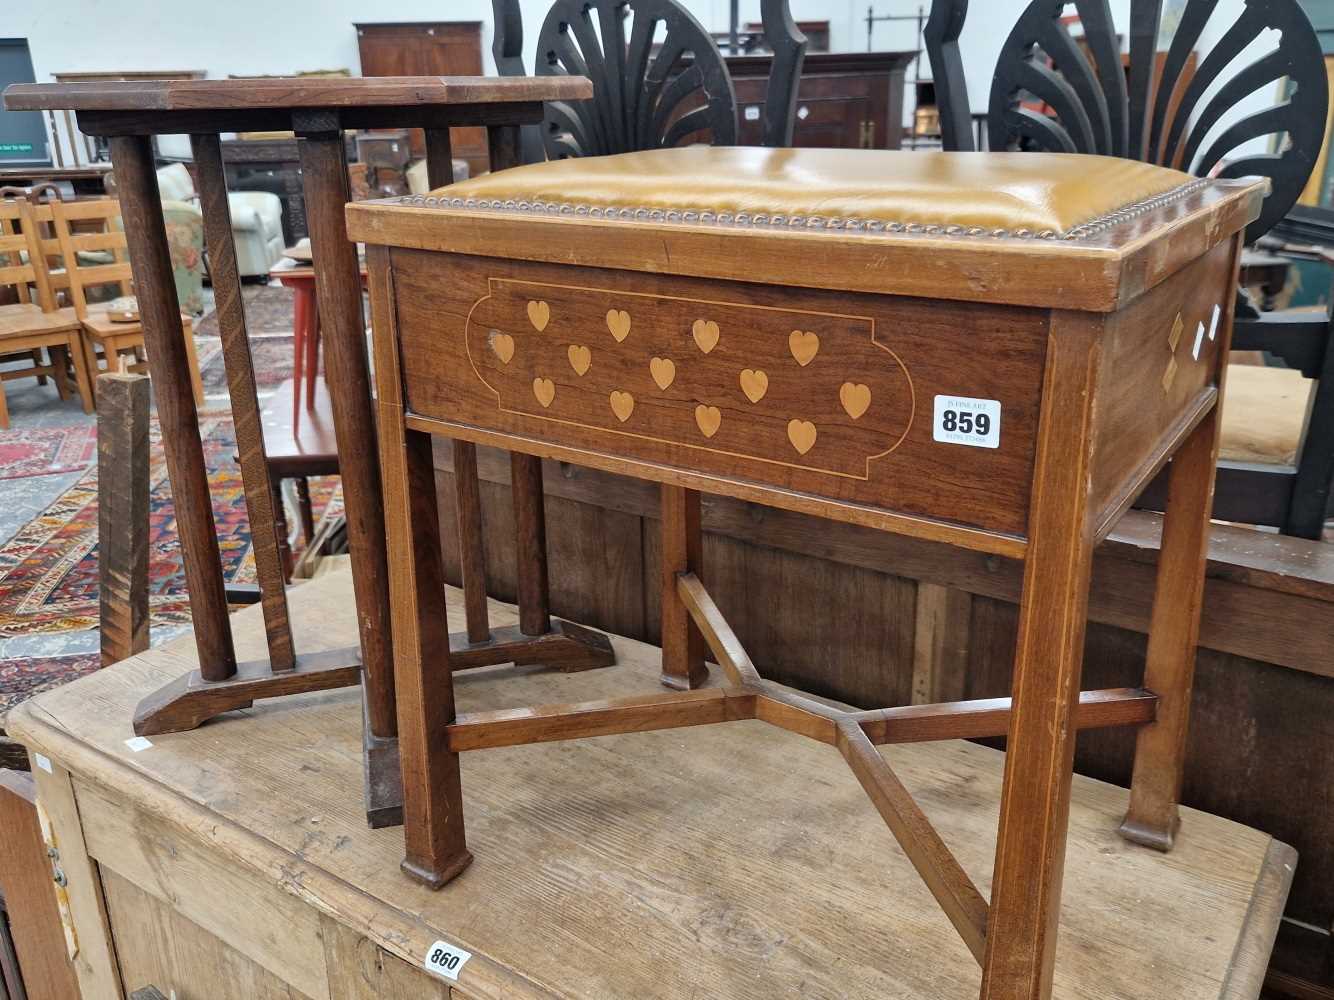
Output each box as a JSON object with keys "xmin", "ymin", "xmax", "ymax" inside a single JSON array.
[
  {"xmin": 47, "ymin": 197, "xmax": 203, "ymax": 406},
  {"xmin": 491, "ymin": 0, "xmax": 807, "ymax": 163},
  {"xmin": 926, "ymin": 0, "xmax": 1334, "ymax": 537},
  {"xmin": 0, "ymin": 199, "xmax": 93, "ymax": 428}
]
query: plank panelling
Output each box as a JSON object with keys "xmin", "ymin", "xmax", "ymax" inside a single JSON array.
[
  {"xmin": 436, "ymin": 469, "xmax": 646, "ymax": 640},
  {"xmin": 102, "ymin": 869, "xmax": 311, "ymax": 1000}
]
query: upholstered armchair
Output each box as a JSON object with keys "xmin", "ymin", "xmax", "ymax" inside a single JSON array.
[{"xmin": 156, "ymin": 163, "xmax": 285, "ymax": 282}]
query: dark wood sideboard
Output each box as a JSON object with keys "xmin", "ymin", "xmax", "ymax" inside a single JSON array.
[{"xmin": 727, "ymin": 50, "xmax": 915, "ymax": 149}]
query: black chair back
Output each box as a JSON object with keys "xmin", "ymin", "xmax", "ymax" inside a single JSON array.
[
  {"xmin": 492, "ymin": 0, "xmax": 807, "ymax": 161},
  {"xmin": 927, "ymin": 0, "xmax": 1329, "ymax": 244}
]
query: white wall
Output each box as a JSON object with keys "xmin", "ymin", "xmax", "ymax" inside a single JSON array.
[{"xmin": 9, "ymin": 0, "xmax": 1281, "ymax": 164}]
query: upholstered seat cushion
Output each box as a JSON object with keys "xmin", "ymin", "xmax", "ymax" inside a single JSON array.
[
  {"xmin": 1219, "ymin": 363, "xmax": 1312, "ymax": 466},
  {"xmin": 430, "ymin": 148, "xmax": 1198, "ymax": 240}
]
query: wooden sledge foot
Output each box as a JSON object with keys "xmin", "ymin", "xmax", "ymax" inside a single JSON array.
[
  {"xmin": 133, "ymin": 645, "xmax": 361, "ymax": 736},
  {"xmin": 448, "ymin": 619, "xmax": 615, "ymax": 673}
]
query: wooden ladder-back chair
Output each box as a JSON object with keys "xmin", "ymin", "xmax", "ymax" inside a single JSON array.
[
  {"xmin": 926, "ymin": 0, "xmax": 1334, "ymax": 537},
  {"xmin": 491, "ymin": 0, "xmax": 807, "ymax": 162},
  {"xmin": 0, "ymin": 199, "xmax": 93, "ymax": 429},
  {"xmin": 48, "ymin": 197, "xmax": 203, "ymax": 406}
]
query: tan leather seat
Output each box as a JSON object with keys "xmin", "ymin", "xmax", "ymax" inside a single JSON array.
[
  {"xmin": 1220, "ymin": 363, "xmax": 1312, "ymax": 466},
  {"xmin": 430, "ymin": 147, "xmax": 1196, "ymax": 239}
]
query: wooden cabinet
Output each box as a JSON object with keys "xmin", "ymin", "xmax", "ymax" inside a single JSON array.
[
  {"xmin": 4, "ymin": 572, "xmax": 1295, "ymax": 1000},
  {"xmin": 355, "ymin": 22, "xmax": 488, "ymax": 175},
  {"xmin": 727, "ymin": 51, "xmax": 915, "ymax": 149}
]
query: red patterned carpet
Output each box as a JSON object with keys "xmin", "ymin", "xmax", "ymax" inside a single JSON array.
[
  {"xmin": 0, "ymin": 410, "xmax": 338, "ymax": 638},
  {"xmin": 0, "ymin": 652, "xmax": 100, "ymax": 714},
  {"xmin": 0, "ymin": 423, "xmax": 98, "ymax": 480}
]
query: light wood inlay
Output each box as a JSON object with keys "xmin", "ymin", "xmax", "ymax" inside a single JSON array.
[
  {"xmin": 841, "ymin": 382, "xmax": 871, "ymax": 419},
  {"xmin": 650, "ymin": 356, "xmax": 676, "ymax": 390},
  {"xmin": 790, "ymin": 329, "xmax": 820, "ymax": 366},
  {"xmin": 740, "ymin": 368, "xmax": 769, "ymax": 403},
  {"xmin": 788, "ymin": 419, "xmax": 818, "ymax": 455},
  {"xmin": 527, "ymin": 300, "xmax": 550, "ymax": 332},
  {"xmin": 692, "ymin": 318, "xmax": 720, "ymax": 354},
  {"xmin": 610, "ymin": 390, "xmax": 635, "ymax": 423},
  {"xmin": 607, "ymin": 308, "xmax": 631, "ymax": 342},
  {"xmin": 568, "ymin": 345, "xmax": 591, "ymax": 376},
  {"xmin": 533, "ymin": 377, "xmax": 555, "ymax": 408},
  {"xmin": 489, "ymin": 330, "xmax": 515, "ymax": 364},
  {"xmin": 696, "ymin": 404, "xmax": 721, "ymax": 438}
]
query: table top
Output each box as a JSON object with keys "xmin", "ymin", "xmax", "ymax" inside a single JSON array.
[
  {"xmin": 7, "ymin": 570, "xmax": 1292, "ymax": 1000},
  {"xmin": 2, "ymin": 76, "xmax": 593, "ymax": 113}
]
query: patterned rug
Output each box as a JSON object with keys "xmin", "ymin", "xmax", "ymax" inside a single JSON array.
[
  {"xmin": 0, "ymin": 652, "xmax": 100, "ymax": 714},
  {"xmin": 195, "ymin": 283, "xmax": 296, "ymax": 337},
  {"xmin": 0, "ymin": 410, "xmax": 338, "ymax": 637},
  {"xmin": 0, "ymin": 424, "xmax": 98, "ymax": 481},
  {"xmin": 199, "ymin": 334, "xmax": 316, "ymax": 397}
]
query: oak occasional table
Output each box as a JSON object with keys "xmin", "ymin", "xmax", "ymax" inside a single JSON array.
[
  {"xmin": 351, "ymin": 147, "xmax": 1279, "ymax": 998},
  {"xmin": 0, "ymin": 76, "xmax": 613, "ymax": 826}
]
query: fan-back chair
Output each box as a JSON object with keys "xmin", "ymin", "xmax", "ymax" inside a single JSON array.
[{"xmin": 926, "ymin": 0, "xmax": 1334, "ymax": 537}]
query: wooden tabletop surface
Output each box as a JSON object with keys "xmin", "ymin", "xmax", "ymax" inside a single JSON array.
[
  {"xmin": 2, "ymin": 76, "xmax": 593, "ymax": 113},
  {"xmin": 7, "ymin": 571, "xmax": 1292, "ymax": 1000}
]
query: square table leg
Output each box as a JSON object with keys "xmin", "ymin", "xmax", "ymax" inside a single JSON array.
[
  {"xmin": 1120, "ymin": 401, "xmax": 1223, "ymax": 850},
  {"xmin": 981, "ymin": 314, "xmax": 1100, "ymax": 1000}
]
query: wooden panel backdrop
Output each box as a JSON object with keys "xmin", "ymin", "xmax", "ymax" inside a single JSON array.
[{"xmin": 433, "ymin": 443, "xmax": 1334, "ymax": 929}]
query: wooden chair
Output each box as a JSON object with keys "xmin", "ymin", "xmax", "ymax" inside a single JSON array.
[
  {"xmin": 926, "ymin": 0, "xmax": 1334, "ymax": 537},
  {"xmin": 491, "ymin": 0, "xmax": 807, "ymax": 162},
  {"xmin": 0, "ymin": 199, "xmax": 93, "ymax": 429},
  {"xmin": 46, "ymin": 197, "xmax": 203, "ymax": 407}
]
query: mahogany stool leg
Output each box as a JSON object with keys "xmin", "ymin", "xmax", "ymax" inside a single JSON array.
[
  {"xmin": 511, "ymin": 453, "xmax": 551, "ymax": 637},
  {"xmin": 981, "ymin": 317, "xmax": 1099, "ymax": 1000},
  {"xmin": 1119, "ymin": 405, "xmax": 1223, "ymax": 851},
  {"xmin": 660, "ymin": 485, "xmax": 707, "ymax": 690},
  {"xmin": 454, "ymin": 441, "xmax": 492, "ymax": 643},
  {"xmin": 391, "ymin": 427, "xmax": 472, "ymax": 888}
]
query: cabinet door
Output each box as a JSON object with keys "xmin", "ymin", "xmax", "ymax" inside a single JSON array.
[{"xmin": 355, "ymin": 22, "xmax": 488, "ymax": 177}]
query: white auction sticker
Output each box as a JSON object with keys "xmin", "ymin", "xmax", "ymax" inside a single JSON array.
[
  {"xmin": 33, "ymin": 753, "xmax": 52, "ymax": 774},
  {"xmin": 124, "ymin": 736, "xmax": 153, "ymax": 752},
  {"xmin": 1208, "ymin": 303, "xmax": 1221, "ymax": 340},
  {"xmin": 423, "ymin": 940, "xmax": 472, "ymax": 981},
  {"xmin": 933, "ymin": 395, "xmax": 1001, "ymax": 449}
]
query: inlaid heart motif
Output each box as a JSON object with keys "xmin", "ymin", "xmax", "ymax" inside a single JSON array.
[
  {"xmin": 609, "ymin": 390, "xmax": 635, "ymax": 423},
  {"xmin": 789, "ymin": 330, "xmax": 819, "ymax": 367},
  {"xmin": 839, "ymin": 382, "xmax": 871, "ymax": 419},
  {"xmin": 606, "ymin": 309, "xmax": 631, "ymax": 342},
  {"xmin": 692, "ymin": 319, "xmax": 720, "ymax": 354},
  {"xmin": 532, "ymin": 377, "xmax": 555, "ymax": 408},
  {"xmin": 568, "ymin": 344, "xmax": 592, "ymax": 376},
  {"xmin": 489, "ymin": 330, "xmax": 515, "ymax": 365},
  {"xmin": 739, "ymin": 368, "xmax": 768, "ymax": 403},
  {"xmin": 650, "ymin": 356, "xmax": 676, "ymax": 390},
  {"xmin": 527, "ymin": 300, "xmax": 550, "ymax": 332},
  {"xmin": 787, "ymin": 418, "xmax": 817, "ymax": 455},
  {"xmin": 695, "ymin": 404, "xmax": 721, "ymax": 438}
]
